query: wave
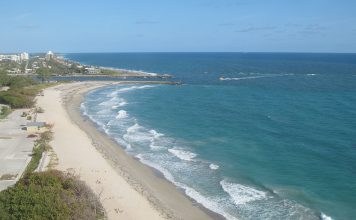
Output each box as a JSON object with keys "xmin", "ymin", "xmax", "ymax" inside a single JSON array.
[
  {"xmin": 321, "ymin": 213, "xmax": 333, "ymax": 220},
  {"xmin": 219, "ymin": 73, "xmax": 294, "ymax": 81},
  {"xmin": 117, "ymin": 85, "xmax": 156, "ymax": 93},
  {"xmin": 116, "ymin": 110, "xmax": 128, "ymax": 119},
  {"xmin": 99, "ymin": 96, "xmax": 120, "ymax": 106},
  {"xmin": 209, "ymin": 163, "xmax": 219, "ymax": 170},
  {"xmin": 136, "ymin": 153, "xmax": 238, "ymax": 220},
  {"xmin": 149, "ymin": 129, "xmax": 164, "ymax": 139},
  {"xmin": 83, "ymin": 85, "xmax": 322, "ymax": 220},
  {"xmin": 220, "ymin": 179, "xmax": 268, "ymax": 205},
  {"xmin": 183, "ymin": 185, "xmax": 238, "ymax": 220},
  {"xmin": 149, "ymin": 143, "xmax": 164, "ymax": 150},
  {"xmin": 126, "ymin": 123, "xmax": 142, "ymax": 133},
  {"xmin": 168, "ymin": 148, "xmax": 197, "ymax": 161}
]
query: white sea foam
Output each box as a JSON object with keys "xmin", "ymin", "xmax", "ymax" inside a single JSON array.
[
  {"xmin": 116, "ymin": 110, "xmax": 128, "ymax": 119},
  {"xmin": 307, "ymin": 73, "xmax": 317, "ymax": 76},
  {"xmin": 220, "ymin": 73, "xmax": 293, "ymax": 81},
  {"xmin": 149, "ymin": 143, "xmax": 164, "ymax": 150},
  {"xmin": 80, "ymin": 102, "xmax": 86, "ymax": 112},
  {"xmin": 136, "ymin": 154, "xmax": 176, "ymax": 182},
  {"xmin": 168, "ymin": 148, "xmax": 197, "ymax": 161},
  {"xmin": 149, "ymin": 129, "xmax": 164, "ymax": 138},
  {"xmin": 118, "ymin": 85, "xmax": 155, "ymax": 93},
  {"xmin": 98, "ymin": 96, "xmax": 118, "ymax": 106},
  {"xmin": 127, "ymin": 123, "xmax": 142, "ymax": 133},
  {"xmin": 209, "ymin": 163, "xmax": 220, "ymax": 170},
  {"xmin": 321, "ymin": 213, "xmax": 333, "ymax": 220},
  {"xmin": 126, "ymin": 144, "xmax": 133, "ymax": 150},
  {"xmin": 135, "ymin": 154, "xmax": 238, "ymax": 220},
  {"xmin": 124, "ymin": 123, "xmax": 155, "ymax": 143},
  {"xmin": 220, "ymin": 179, "xmax": 268, "ymax": 205},
  {"xmin": 118, "ymin": 100, "xmax": 128, "ymax": 106},
  {"xmin": 111, "ymin": 100, "xmax": 127, "ymax": 109}
]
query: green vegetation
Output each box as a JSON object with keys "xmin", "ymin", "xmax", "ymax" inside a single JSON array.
[
  {"xmin": 24, "ymin": 130, "xmax": 53, "ymax": 176},
  {"xmin": 36, "ymin": 67, "xmax": 51, "ymax": 83},
  {"xmin": 0, "ymin": 71, "xmax": 59, "ymax": 109},
  {"xmin": 0, "ymin": 170, "xmax": 105, "ymax": 220},
  {"xmin": 100, "ymin": 69, "xmax": 118, "ymax": 75},
  {"xmin": 46, "ymin": 60, "xmax": 85, "ymax": 75},
  {"xmin": 0, "ymin": 72, "xmax": 38, "ymax": 108},
  {"xmin": 0, "ymin": 126, "xmax": 106, "ymax": 220},
  {"xmin": 0, "ymin": 106, "xmax": 11, "ymax": 119}
]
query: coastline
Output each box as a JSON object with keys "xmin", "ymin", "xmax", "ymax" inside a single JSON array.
[{"xmin": 37, "ymin": 81, "xmax": 217, "ymax": 220}]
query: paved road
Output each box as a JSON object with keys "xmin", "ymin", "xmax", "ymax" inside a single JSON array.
[{"xmin": 0, "ymin": 110, "xmax": 34, "ymax": 191}]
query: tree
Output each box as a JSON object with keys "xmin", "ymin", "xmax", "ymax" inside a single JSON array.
[{"xmin": 36, "ymin": 67, "xmax": 51, "ymax": 83}]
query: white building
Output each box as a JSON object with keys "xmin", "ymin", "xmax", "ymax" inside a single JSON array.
[
  {"xmin": 45, "ymin": 51, "xmax": 55, "ymax": 61},
  {"xmin": 86, "ymin": 67, "xmax": 100, "ymax": 74},
  {"xmin": 20, "ymin": 52, "xmax": 29, "ymax": 61},
  {"xmin": 0, "ymin": 54, "xmax": 20, "ymax": 62}
]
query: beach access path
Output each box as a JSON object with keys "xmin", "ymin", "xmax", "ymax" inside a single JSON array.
[
  {"xmin": 36, "ymin": 82, "xmax": 214, "ymax": 220},
  {"xmin": 0, "ymin": 110, "xmax": 34, "ymax": 191}
]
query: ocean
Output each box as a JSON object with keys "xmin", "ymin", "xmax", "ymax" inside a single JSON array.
[{"xmin": 66, "ymin": 53, "xmax": 356, "ymax": 220}]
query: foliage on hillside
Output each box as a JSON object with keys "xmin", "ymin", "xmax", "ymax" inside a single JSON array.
[
  {"xmin": 0, "ymin": 170, "xmax": 106, "ymax": 220},
  {"xmin": 0, "ymin": 71, "xmax": 58, "ymax": 108}
]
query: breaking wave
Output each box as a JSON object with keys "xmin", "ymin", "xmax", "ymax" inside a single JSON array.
[
  {"xmin": 168, "ymin": 148, "xmax": 197, "ymax": 161},
  {"xmin": 220, "ymin": 180, "xmax": 268, "ymax": 205}
]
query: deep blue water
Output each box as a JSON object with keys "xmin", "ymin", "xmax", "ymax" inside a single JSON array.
[{"xmin": 67, "ymin": 53, "xmax": 356, "ymax": 220}]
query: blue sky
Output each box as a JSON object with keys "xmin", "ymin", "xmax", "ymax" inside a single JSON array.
[{"xmin": 0, "ymin": 0, "xmax": 355, "ymax": 53}]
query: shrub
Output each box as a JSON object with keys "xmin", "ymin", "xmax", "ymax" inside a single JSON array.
[
  {"xmin": 24, "ymin": 130, "xmax": 53, "ymax": 175},
  {"xmin": 0, "ymin": 170, "xmax": 106, "ymax": 220},
  {"xmin": 0, "ymin": 91, "xmax": 35, "ymax": 108},
  {"xmin": 0, "ymin": 106, "xmax": 11, "ymax": 119}
]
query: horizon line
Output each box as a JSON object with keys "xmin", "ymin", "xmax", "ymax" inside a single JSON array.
[{"xmin": 2, "ymin": 51, "xmax": 355, "ymax": 55}]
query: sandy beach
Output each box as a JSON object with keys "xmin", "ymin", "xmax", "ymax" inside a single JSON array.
[{"xmin": 36, "ymin": 82, "xmax": 214, "ymax": 220}]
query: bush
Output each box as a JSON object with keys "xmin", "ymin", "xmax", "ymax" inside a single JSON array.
[
  {"xmin": 0, "ymin": 170, "xmax": 106, "ymax": 220},
  {"xmin": 0, "ymin": 91, "xmax": 35, "ymax": 108},
  {"xmin": 24, "ymin": 130, "xmax": 53, "ymax": 175},
  {"xmin": 0, "ymin": 106, "xmax": 11, "ymax": 119}
]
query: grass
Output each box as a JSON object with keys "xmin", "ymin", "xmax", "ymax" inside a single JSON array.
[{"xmin": 24, "ymin": 130, "xmax": 53, "ymax": 176}]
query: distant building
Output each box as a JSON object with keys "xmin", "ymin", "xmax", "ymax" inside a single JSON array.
[
  {"xmin": 45, "ymin": 51, "xmax": 55, "ymax": 61},
  {"xmin": 0, "ymin": 54, "xmax": 20, "ymax": 62},
  {"xmin": 20, "ymin": 52, "xmax": 29, "ymax": 61},
  {"xmin": 86, "ymin": 67, "xmax": 100, "ymax": 74}
]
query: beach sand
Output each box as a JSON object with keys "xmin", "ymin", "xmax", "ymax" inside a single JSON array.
[{"xmin": 36, "ymin": 82, "xmax": 214, "ymax": 220}]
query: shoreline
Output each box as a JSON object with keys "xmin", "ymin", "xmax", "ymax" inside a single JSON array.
[{"xmin": 38, "ymin": 81, "xmax": 219, "ymax": 220}]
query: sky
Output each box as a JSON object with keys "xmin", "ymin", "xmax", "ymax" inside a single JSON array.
[{"xmin": 0, "ymin": 0, "xmax": 355, "ymax": 53}]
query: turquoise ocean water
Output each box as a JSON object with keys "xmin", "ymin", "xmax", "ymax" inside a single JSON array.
[{"xmin": 67, "ymin": 53, "xmax": 356, "ymax": 220}]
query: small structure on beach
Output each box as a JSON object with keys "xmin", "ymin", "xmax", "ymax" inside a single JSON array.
[{"xmin": 26, "ymin": 122, "xmax": 47, "ymax": 134}]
